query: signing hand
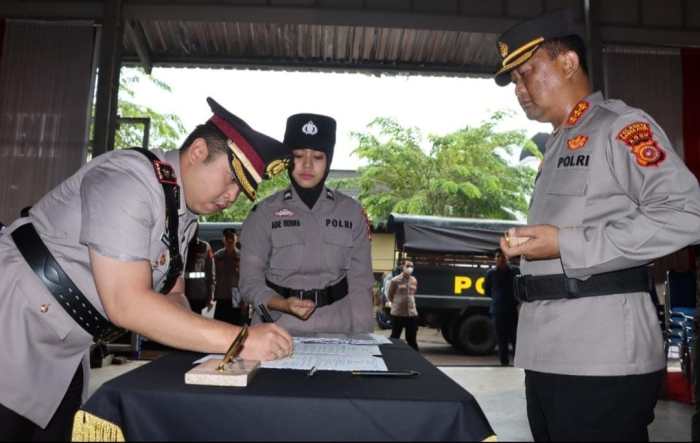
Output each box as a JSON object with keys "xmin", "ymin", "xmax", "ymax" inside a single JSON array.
[
  {"xmin": 239, "ymin": 323, "xmax": 293, "ymax": 361},
  {"xmin": 500, "ymin": 225, "xmax": 560, "ymax": 260}
]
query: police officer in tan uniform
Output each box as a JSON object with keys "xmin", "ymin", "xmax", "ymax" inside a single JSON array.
[
  {"xmin": 240, "ymin": 114, "xmax": 374, "ymax": 334},
  {"xmin": 0, "ymin": 97, "xmax": 293, "ymax": 440},
  {"xmin": 387, "ymin": 260, "xmax": 419, "ymax": 350},
  {"xmin": 496, "ymin": 9, "xmax": 700, "ymax": 441}
]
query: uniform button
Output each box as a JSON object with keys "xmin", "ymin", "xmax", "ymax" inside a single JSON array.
[{"xmin": 40, "ymin": 304, "xmax": 49, "ymax": 313}]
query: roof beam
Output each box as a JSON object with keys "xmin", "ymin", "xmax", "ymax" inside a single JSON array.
[
  {"xmin": 124, "ymin": 20, "xmax": 152, "ymax": 74},
  {"xmin": 124, "ymin": 4, "xmax": 517, "ymax": 34},
  {"xmin": 0, "ymin": 1, "xmax": 102, "ymax": 20},
  {"xmin": 121, "ymin": 54, "xmax": 496, "ymax": 77},
  {"xmin": 600, "ymin": 25, "xmax": 700, "ymax": 48}
]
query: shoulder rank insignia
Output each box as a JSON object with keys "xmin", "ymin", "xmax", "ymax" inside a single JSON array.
[
  {"xmin": 283, "ymin": 190, "xmax": 293, "ymax": 201},
  {"xmin": 617, "ymin": 122, "xmax": 666, "ymax": 167},
  {"xmin": 152, "ymin": 160, "xmax": 178, "ymax": 186},
  {"xmin": 567, "ymin": 135, "xmax": 589, "ymax": 150},
  {"xmin": 566, "ymin": 100, "xmax": 590, "ymax": 126},
  {"xmin": 326, "ymin": 189, "xmax": 335, "ymax": 201}
]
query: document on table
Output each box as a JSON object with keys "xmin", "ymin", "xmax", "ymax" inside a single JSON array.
[
  {"xmin": 293, "ymin": 332, "xmax": 392, "ymax": 345},
  {"xmin": 193, "ymin": 336, "xmax": 389, "ymax": 371}
]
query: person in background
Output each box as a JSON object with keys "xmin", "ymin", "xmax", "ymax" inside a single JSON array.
[
  {"xmin": 213, "ymin": 228, "xmax": 244, "ymax": 325},
  {"xmin": 388, "ymin": 260, "xmax": 419, "ymax": 350},
  {"xmin": 184, "ymin": 228, "xmax": 216, "ymax": 315},
  {"xmin": 485, "ymin": 250, "xmax": 519, "ymax": 366}
]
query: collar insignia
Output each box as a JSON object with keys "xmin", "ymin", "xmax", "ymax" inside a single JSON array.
[
  {"xmin": 567, "ymin": 135, "xmax": 589, "ymax": 150},
  {"xmin": 566, "ymin": 100, "xmax": 590, "ymax": 126}
]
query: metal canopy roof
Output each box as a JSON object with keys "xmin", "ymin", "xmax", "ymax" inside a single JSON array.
[{"xmin": 4, "ymin": 0, "xmax": 700, "ymax": 76}]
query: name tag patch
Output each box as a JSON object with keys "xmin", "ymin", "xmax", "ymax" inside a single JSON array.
[
  {"xmin": 272, "ymin": 219, "xmax": 301, "ymax": 229},
  {"xmin": 557, "ymin": 154, "xmax": 590, "ymax": 168}
]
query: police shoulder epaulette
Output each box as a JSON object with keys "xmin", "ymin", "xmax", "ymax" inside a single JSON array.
[
  {"xmin": 283, "ymin": 190, "xmax": 293, "ymax": 201},
  {"xmin": 326, "ymin": 189, "xmax": 335, "ymax": 200}
]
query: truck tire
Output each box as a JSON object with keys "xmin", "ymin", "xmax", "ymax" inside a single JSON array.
[
  {"xmin": 440, "ymin": 316, "xmax": 459, "ymax": 346},
  {"xmin": 455, "ymin": 314, "xmax": 497, "ymax": 355}
]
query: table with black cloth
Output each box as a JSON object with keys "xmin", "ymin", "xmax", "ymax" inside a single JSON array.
[{"xmin": 73, "ymin": 340, "xmax": 495, "ymax": 441}]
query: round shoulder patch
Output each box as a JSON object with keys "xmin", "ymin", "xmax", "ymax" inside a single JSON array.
[{"xmin": 616, "ymin": 121, "xmax": 666, "ymax": 167}]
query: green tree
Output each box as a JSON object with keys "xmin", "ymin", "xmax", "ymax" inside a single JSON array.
[
  {"xmin": 350, "ymin": 113, "xmax": 536, "ymax": 221},
  {"xmin": 202, "ymin": 172, "xmax": 291, "ymax": 222},
  {"xmin": 114, "ymin": 69, "xmax": 186, "ymax": 150}
]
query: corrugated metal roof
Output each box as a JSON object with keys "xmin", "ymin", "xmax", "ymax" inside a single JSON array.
[{"xmin": 123, "ymin": 20, "xmax": 500, "ymax": 76}]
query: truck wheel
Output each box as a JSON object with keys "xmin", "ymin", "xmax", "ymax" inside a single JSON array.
[
  {"xmin": 441, "ymin": 322, "xmax": 454, "ymax": 345},
  {"xmin": 456, "ymin": 314, "xmax": 497, "ymax": 355},
  {"xmin": 441, "ymin": 316, "xmax": 459, "ymax": 346}
]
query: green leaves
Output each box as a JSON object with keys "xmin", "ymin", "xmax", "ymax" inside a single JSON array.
[{"xmin": 351, "ymin": 115, "xmax": 535, "ymax": 221}]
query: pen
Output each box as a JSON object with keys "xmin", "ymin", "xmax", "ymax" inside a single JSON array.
[
  {"xmin": 258, "ymin": 303, "xmax": 275, "ymax": 323},
  {"xmin": 351, "ymin": 370, "xmax": 420, "ymax": 377},
  {"xmin": 217, "ymin": 325, "xmax": 248, "ymax": 372},
  {"xmin": 307, "ymin": 366, "xmax": 317, "ymax": 377}
]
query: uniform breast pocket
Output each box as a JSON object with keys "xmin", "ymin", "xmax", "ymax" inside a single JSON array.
[
  {"xmin": 270, "ymin": 229, "xmax": 304, "ymax": 271},
  {"xmin": 322, "ymin": 230, "xmax": 353, "ymax": 271},
  {"xmin": 545, "ymin": 169, "xmax": 589, "ymax": 225}
]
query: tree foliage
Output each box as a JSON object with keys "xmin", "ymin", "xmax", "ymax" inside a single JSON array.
[
  {"xmin": 202, "ymin": 172, "xmax": 292, "ymax": 222},
  {"xmin": 114, "ymin": 69, "xmax": 186, "ymax": 151},
  {"xmin": 349, "ymin": 113, "xmax": 535, "ymax": 221}
]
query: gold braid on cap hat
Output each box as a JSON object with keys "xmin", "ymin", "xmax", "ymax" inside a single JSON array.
[
  {"xmin": 232, "ymin": 156, "xmax": 256, "ymax": 200},
  {"xmin": 265, "ymin": 158, "xmax": 290, "ymax": 178}
]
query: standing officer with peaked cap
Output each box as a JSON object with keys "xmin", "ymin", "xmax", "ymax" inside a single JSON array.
[
  {"xmin": 240, "ymin": 113, "xmax": 374, "ymax": 334},
  {"xmin": 496, "ymin": 8, "xmax": 700, "ymax": 441},
  {"xmin": 0, "ymin": 97, "xmax": 294, "ymax": 441}
]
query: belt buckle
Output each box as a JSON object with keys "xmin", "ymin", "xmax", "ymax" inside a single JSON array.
[
  {"xmin": 564, "ymin": 277, "xmax": 580, "ymax": 299},
  {"xmin": 300, "ymin": 290, "xmax": 318, "ymax": 305}
]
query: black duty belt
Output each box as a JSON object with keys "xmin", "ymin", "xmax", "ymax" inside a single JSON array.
[
  {"xmin": 514, "ymin": 266, "xmax": 651, "ymax": 302},
  {"xmin": 266, "ymin": 277, "xmax": 348, "ymax": 308},
  {"xmin": 12, "ymin": 223, "xmax": 125, "ymax": 343}
]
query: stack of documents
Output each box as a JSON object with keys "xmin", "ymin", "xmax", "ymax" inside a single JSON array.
[{"xmin": 194, "ymin": 333, "xmax": 392, "ymax": 372}]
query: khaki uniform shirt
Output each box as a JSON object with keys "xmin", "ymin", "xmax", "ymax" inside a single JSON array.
[
  {"xmin": 516, "ymin": 92, "xmax": 700, "ymax": 376},
  {"xmin": 0, "ymin": 149, "xmax": 197, "ymax": 427},
  {"xmin": 240, "ymin": 186, "xmax": 374, "ymax": 334},
  {"xmin": 388, "ymin": 274, "xmax": 418, "ymax": 317}
]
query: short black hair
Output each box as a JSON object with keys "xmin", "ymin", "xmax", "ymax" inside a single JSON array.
[
  {"xmin": 541, "ymin": 35, "xmax": 588, "ymax": 76},
  {"xmin": 222, "ymin": 228, "xmax": 236, "ymax": 238},
  {"xmin": 179, "ymin": 121, "xmax": 230, "ymax": 163}
]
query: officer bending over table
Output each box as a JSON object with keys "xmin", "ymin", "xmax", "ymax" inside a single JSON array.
[
  {"xmin": 495, "ymin": 9, "xmax": 700, "ymax": 441},
  {"xmin": 240, "ymin": 114, "xmax": 374, "ymax": 334},
  {"xmin": 0, "ymin": 97, "xmax": 293, "ymax": 441}
]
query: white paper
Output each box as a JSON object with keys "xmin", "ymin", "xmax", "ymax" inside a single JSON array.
[
  {"xmin": 193, "ymin": 335, "xmax": 389, "ymax": 371},
  {"xmin": 261, "ymin": 353, "xmax": 387, "ymax": 371}
]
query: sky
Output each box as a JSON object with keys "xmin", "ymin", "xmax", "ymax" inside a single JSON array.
[{"xmin": 124, "ymin": 67, "xmax": 550, "ymax": 170}]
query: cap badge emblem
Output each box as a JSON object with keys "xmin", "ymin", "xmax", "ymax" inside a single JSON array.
[
  {"xmin": 302, "ymin": 120, "xmax": 318, "ymax": 136},
  {"xmin": 498, "ymin": 41, "xmax": 509, "ymax": 58}
]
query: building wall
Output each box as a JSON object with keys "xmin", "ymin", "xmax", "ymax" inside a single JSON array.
[{"xmin": 371, "ymin": 232, "xmax": 396, "ymax": 274}]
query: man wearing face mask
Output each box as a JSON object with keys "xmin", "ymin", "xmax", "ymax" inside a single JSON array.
[
  {"xmin": 240, "ymin": 113, "xmax": 374, "ymax": 334},
  {"xmin": 387, "ymin": 260, "xmax": 419, "ymax": 350}
]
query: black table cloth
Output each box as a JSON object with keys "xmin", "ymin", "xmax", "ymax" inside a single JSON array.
[{"xmin": 74, "ymin": 340, "xmax": 495, "ymax": 441}]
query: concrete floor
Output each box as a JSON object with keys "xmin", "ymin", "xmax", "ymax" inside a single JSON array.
[{"xmin": 88, "ymin": 328, "xmax": 694, "ymax": 441}]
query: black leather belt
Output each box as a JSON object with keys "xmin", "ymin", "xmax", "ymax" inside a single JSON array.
[
  {"xmin": 514, "ymin": 266, "xmax": 651, "ymax": 302},
  {"xmin": 266, "ymin": 277, "xmax": 348, "ymax": 308},
  {"xmin": 12, "ymin": 223, "xmax": 125, "ymax": 343}
]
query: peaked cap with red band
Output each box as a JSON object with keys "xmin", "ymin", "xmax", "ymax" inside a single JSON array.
[{"xmin": 206, "ymin": 97, "xmax": 289, "ymax": 201}]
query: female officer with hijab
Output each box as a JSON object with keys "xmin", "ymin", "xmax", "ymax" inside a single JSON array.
[{"xmin": 239, "ymin": 114, "xmax": 374, "ymax": 334}]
